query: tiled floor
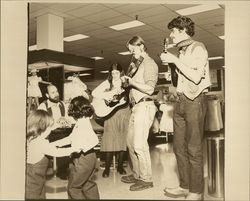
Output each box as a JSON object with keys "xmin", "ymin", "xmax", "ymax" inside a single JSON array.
[{"xmin": 46, "ymin": 137, "xmax": 223, "ymax": 200}]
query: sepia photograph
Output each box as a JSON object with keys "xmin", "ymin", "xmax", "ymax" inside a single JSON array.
[{"xmin": 1, "ymin": 0, "xmax": 249, "ymax": 200}]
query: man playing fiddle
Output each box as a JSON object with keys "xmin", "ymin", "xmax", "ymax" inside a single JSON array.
[{"xmin": 120, "ymin": 36, "xmax": 158, "ymax": 191}]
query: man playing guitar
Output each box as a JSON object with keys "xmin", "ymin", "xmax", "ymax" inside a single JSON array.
[{"xmin": 120, "ymin": 36, "xmax": 158, "ymax": 191}]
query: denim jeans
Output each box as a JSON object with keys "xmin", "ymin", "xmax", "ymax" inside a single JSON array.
[
  {"xmin": 67, "ymin": 152, "xmax": 99, "ymax": 199},
  {"xmin": 173, "ymin": 93, "xmax": 208, "ymax": 193},
  {"xmin": 127, "ymin": 101, "xmax": 156, "ymax": 182},
  {"xmin": 25, "ymin": 156, "xmax": 49, "ymax": 199}
]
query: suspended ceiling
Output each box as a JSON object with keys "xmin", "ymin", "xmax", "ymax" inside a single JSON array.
[{"xmin": 28, "ymin": 2, "xmax": 225, "ymax": 74}]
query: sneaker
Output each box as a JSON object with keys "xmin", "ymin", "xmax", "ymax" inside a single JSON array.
[
  {"xmin": 129, "ymin": 180, "xmax": 153, "ymax": 191},
  {"xmin": 164, "ymin": 186, "xmax": 189, "ymax": 198},
  {"xmin": 121, "ymin": 174, "xmax": 138, "ymax": 183},
  {"xmin": 185, "ymin": 192, "xmax": 203, "ymax": 200}
]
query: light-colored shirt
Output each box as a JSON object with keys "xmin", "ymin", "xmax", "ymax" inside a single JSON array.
[
  {"xmin": 130, "ymin": 54, "xmax": 158, "ymax": 103},
  {"xmin": 177, "ymin": 41, "xmax": 211, "ymax": 100},
  {"xmin": 52, "ymin": 117, "xmax": 99, "ymax": 153},
  {"xmin": 27, "ymin": 135, "xmax": 71, "ymax": 164}
]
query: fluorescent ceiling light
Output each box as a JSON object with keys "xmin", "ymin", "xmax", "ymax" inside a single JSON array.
[
  {"xmin": 100, "ymin": 70, "xmax": 109, "ymax": 73},
  {"xmin": 176, "ymin": 4, "xmax": 221, "ymax": 15},
  {"xmin": 208, "ymin": 56, "xmax": 224, "ymax": 60},
  {"xmin": 109, "ymin": 20, "xmax": 145, "ymax": 31},
  {"xmin": 29, "ymin": 45, "xmax": 37, "ymax": 51},
  {"xmin": 79, "ymin": 73, "xmax": 91, "ymax": 76},
  {"xmin": 91, "ymin": 56, "xmax": 104, "ymax": 60},
  {"xmin": 64, "ymin": 34, "xmax": 89, "ymax": 42},
  {"xmin": 218, "ymin": 35, "xmax": 225, "ymax": 40},
  {"xmin": 118, "ymin": 51, "xmax": 131, "ymax": 55},
  {"xmin": 63, "ymin": 64, "xmax": 91, "ymax": 72}
]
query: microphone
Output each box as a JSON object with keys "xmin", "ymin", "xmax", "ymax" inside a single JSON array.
[
  {"xmin": 162, "ymin": 38, "xmax": 169, "ymax": 66},
  {"xmin": 163, "ymin": 38, "xmax": 169, "ymax": 53}
]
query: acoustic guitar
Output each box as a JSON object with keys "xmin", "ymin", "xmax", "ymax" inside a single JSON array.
[
  {"xmin": 92, "ymin": 56, "xmax": 144, "ymax": 119},
  {"xmin": 92, "ymin": 89, "xmax": 128, "ymax": 119}
]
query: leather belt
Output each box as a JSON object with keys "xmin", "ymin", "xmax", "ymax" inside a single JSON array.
[
  {"xmin": 70, "ymin": 148, "xmax": 95, "ymax": 158},
  {"xmin": 137, "ymin": 97, "xmax": 153, "ymax": 104}
]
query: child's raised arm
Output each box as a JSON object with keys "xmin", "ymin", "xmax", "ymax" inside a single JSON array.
[
  {"xmin": 50, "ymin": 136, "xmax": 72, "ymax": 147},
  {"xmin": 43, "ymin": 140, "xmax": 73, "ymax": 157}
]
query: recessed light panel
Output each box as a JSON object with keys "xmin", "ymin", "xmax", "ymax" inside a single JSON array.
[
  {"xmin": 63, "ymin": 34, "xmax": 89, "ymax": 42},
  {"xmin": 91, "ymin": 56, "xmax": 104, "ymax": 60},
  {"xmin": 176, "ymin": 4, "xmax": 221, "ymax": 15},
  {"xmin": 109, "ymin": 20, "xmax": 145, "ymax": 31},
  {"xmin": 118, "ymin": 51, "xmax": 131, "ymax": 55},
  {"xmin": 208, "ymin": 56, "xmax": 224, "ymax": 60}
]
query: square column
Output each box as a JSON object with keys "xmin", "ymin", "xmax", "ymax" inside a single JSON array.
[{"xmin": 37, "ymin": 14, "xmax": 64, "ymax": 52}]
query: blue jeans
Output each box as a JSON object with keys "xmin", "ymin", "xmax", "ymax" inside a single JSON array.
[
  {"xmin": 67, "ymin": 151, "xmax": 99, "ymax": 199},
  {"xmin": 127, "ymin": 101, "xmax": 156, "ymax": 182},
  {"xmin": 173, "ymin": 93, "xmax": 208, "ymax": 193}
]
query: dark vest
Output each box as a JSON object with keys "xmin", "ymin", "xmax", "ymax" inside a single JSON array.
[{"xmin": 43, "ymin": 100, "xmax": 65, "ymax": 117}]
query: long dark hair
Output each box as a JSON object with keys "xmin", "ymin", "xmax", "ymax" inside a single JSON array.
[{"xmin": 106, "ymin": 63, "xmax": 124, "ymax": 91}]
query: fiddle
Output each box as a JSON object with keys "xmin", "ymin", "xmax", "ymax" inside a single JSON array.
[{"xmin": 161, "ymin": 37, "xmax": 178, "ymax": 87}]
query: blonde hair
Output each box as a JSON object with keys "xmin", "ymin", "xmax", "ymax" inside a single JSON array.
[{"xmin": 27, "ymin": 110, "xmax": 54, "ymax": 141}]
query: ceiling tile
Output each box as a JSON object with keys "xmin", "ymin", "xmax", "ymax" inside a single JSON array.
[
  {"xmin": 96, "ymin": 15, "xmax": 134, "ymax": 27},
  {"xmin": 126, "ymin": 5, "xmax": 171, "ymax": 19},
  {"xmin": 64, "ymin": 18, "xmax": 91, "ymax": 30},
  {"xmin": 28, "ymin": 2, "xmax": 225, "ymax": 75},
  {"xmin": 113, "ymin": 4, "xmax": 158, "ymax": 14},
  {"xmin": 195, "ymin": 15, "xmax": 224, "ymax": 26},
  {"xmin": 120, "ymin": 25, "xmax": 155, "ymax": 35},
  {"xmin": 83, "ymin": 10, "xmax": 122, "ymax": 23},
  {"xmin": 29, "ymin": 7, "xmax": 51, "ymax": 19},
  {"xmin": 86, "ymin": 27, "xmax": 114, "ymax": 37},
  {"xmin": 141, "ymin": 13, "xmax": 177, "ymax": 24},
  {"xmin": 29, "ymin": 3, "xmax": 49, "ymax": 12},
  {"xmin": 188, "ymin": 8, "xmax": 224, "ymax": 21},
  {"xmin": 66, "ymin": 4, "xmax": 109, "ymax": 18},
  {"xmin": 162, "ymin": 4, "xmax": 199, "ymax": 11},
  {"xmin": 64, "ymin": 30, "xmax": 78, "ymax": 37},
  {"xmin": 102, "ymin": 3, "xmax": 124, "ymax": 9},
  {"xmin": 43, "ymin": 3, "xmax": 87, "ymax": 12},
  {"xmin": 70, "ymin": 23, "xmax": 103, "ymax": 34}
]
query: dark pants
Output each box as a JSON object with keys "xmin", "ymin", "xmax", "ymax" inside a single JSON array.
[
  {"xmin": 25, "ymin": 156, "xmax": 49, "ymax": 199},
  {"xmin": 67, "ymin": 150, "xmax": 100, "ymax": 199},
  {"xmin": 56, "ymin": 156, "xmax": 70, "ymax": 178},
  {"xmin": 173, "ymin": 93, "xmax": 208, "ymax": 193}
]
